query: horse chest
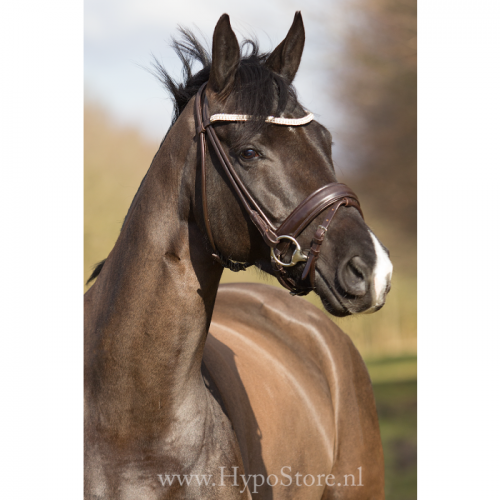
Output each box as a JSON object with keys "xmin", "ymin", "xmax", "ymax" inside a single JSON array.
[{"xmin": 85, "ymin": 396, "xmax": 250, "ymax": 499}]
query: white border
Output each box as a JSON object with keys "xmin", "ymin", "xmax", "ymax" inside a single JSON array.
[
  {"xmin": 0, "ymin": 1, "xmax": 82, "ymax": 498},
  {"xmin": 419, "ymin": 1, "xmax": 500, "ymax": 498}
]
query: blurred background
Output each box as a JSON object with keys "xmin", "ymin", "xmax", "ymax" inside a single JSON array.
[{"xmin": 85, "ymin": 0, "xmax": 416, "ymax": 498}]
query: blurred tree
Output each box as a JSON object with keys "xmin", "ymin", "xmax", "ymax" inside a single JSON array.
[
  {"xmin": 333, "ymin": 0, "xmax": 416, "ymax": 268},
  {"xmin": 328, "ymin": 7, "xmax": 417, "ymax": 496}
]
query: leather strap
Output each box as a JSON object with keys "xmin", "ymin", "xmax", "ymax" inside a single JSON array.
[
  {"xmin": 272, "ymin": 184, "xmax": 362, "ymax": 294},
  {"xmin": 276, "ymin": 183, "xmax": 362, "ymax": 238}
]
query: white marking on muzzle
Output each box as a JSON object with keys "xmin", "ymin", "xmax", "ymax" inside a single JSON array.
[{"xmin": 368, "ymin": 231, "xmax": 393, "ymax": 310}]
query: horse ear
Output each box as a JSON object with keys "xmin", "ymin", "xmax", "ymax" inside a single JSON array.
[
  {"xmin": 208, "ymin": 14, "xmax": 240, "ymax": 97},
  {"xmin": 265, "ymin": 11, "xmax": 305, "ymax": 83}
]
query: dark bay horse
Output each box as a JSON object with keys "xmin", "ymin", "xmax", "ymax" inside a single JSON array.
[{"xmin": 85, "ymin": 12, "xmax": 392, "ymax": 499}]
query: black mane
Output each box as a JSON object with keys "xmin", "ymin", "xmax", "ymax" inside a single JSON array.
[
  {"xmin": 152, "ymin": 28, "xmax": 298, "ymax": 132},
  {"xmin": 87, "ymin": 28, "xmax": 299, "ymax": 286}
]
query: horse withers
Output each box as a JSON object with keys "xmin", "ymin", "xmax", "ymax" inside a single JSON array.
[{"xmin": 84, "ymin": 12, "xmax": 392, "ymax": 499}]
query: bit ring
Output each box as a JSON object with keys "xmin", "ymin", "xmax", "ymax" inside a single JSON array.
[{"xmin": 270, "ymin": 235, "xmax": 308, "ymax": 267}]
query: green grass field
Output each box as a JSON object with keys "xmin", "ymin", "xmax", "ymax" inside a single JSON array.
[
  {"xmin": 373, "ymin": 382, "xmax": 417, "ymax": 498},
  {"xmin": 363, "ymin": 356, "xmax": 417, "ymax": 500}
]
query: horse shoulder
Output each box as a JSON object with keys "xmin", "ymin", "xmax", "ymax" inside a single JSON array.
[{"xmin": 203, "ymin": 283, "xmax": 382, "ymax": 498}]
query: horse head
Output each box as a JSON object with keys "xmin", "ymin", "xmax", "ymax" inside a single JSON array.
[{"xmin": 165, "ymin": 12, "xmax": 393, "ymax": 317}]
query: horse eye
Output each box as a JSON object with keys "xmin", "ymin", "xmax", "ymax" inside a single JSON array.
[{"xmin": 239, "ymin": 149, "xmax": 260, "ymax": 160}]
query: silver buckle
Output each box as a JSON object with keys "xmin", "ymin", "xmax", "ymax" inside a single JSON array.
[{"xmin": 270, "ymin": 235, "xmax": 308, "ymax": 267}]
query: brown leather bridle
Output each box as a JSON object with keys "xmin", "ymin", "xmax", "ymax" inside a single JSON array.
[{"xmin": 194, "ymin": 82, "xmax": 363, "ymax": 296}]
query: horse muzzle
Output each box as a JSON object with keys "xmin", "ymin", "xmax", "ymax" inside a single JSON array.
[{"xmin": 315, "ymin": 230, "xmax": 393, "ymax": 316}]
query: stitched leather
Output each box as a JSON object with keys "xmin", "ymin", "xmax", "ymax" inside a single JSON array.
[{"xmin": 277, "ymin": 183, "xmax": 362, "ymax": 237}]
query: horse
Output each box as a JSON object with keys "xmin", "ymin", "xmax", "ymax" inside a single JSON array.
[{"xmin": 84, "ymin": 12, "xmax": 392, "ymax": 500}]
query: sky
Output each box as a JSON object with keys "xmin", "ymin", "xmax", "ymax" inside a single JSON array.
[{"xmin": 85, "ymin": 0, "xmax": 347, "ymax": 144}]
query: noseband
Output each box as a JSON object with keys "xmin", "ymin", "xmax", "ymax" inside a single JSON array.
[{"xmin": 194, "ymin": 82, "xmax": 363, "ymax": 296}]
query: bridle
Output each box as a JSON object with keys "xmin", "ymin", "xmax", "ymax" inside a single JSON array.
[{"xmin": 194, "ymin": 82, "xmax": 363, "ymax": 296}]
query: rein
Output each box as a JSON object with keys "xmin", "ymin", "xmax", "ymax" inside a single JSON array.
[{"xmin": 194, "ymin": 82, "xmax": 363, "ymax": 295}]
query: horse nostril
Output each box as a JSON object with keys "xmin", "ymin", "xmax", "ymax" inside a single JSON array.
[{"xmin": 341, "ymin": 256, "xmax": 368, "ymax": 297}]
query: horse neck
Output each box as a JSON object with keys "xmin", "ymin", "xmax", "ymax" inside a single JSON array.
[{"xmin": 84, "ymin": 101, "xmax": 223, "ymax": 442}]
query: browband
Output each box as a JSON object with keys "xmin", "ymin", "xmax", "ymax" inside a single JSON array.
[{"xmin": 209, "ymin": 112, "xmax": 314, "ymax": 126}]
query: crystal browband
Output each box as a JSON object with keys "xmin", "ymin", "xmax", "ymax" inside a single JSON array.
[{"xmin": 209, "ymin": 112, "xmax": 314, "ymax": 126}]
